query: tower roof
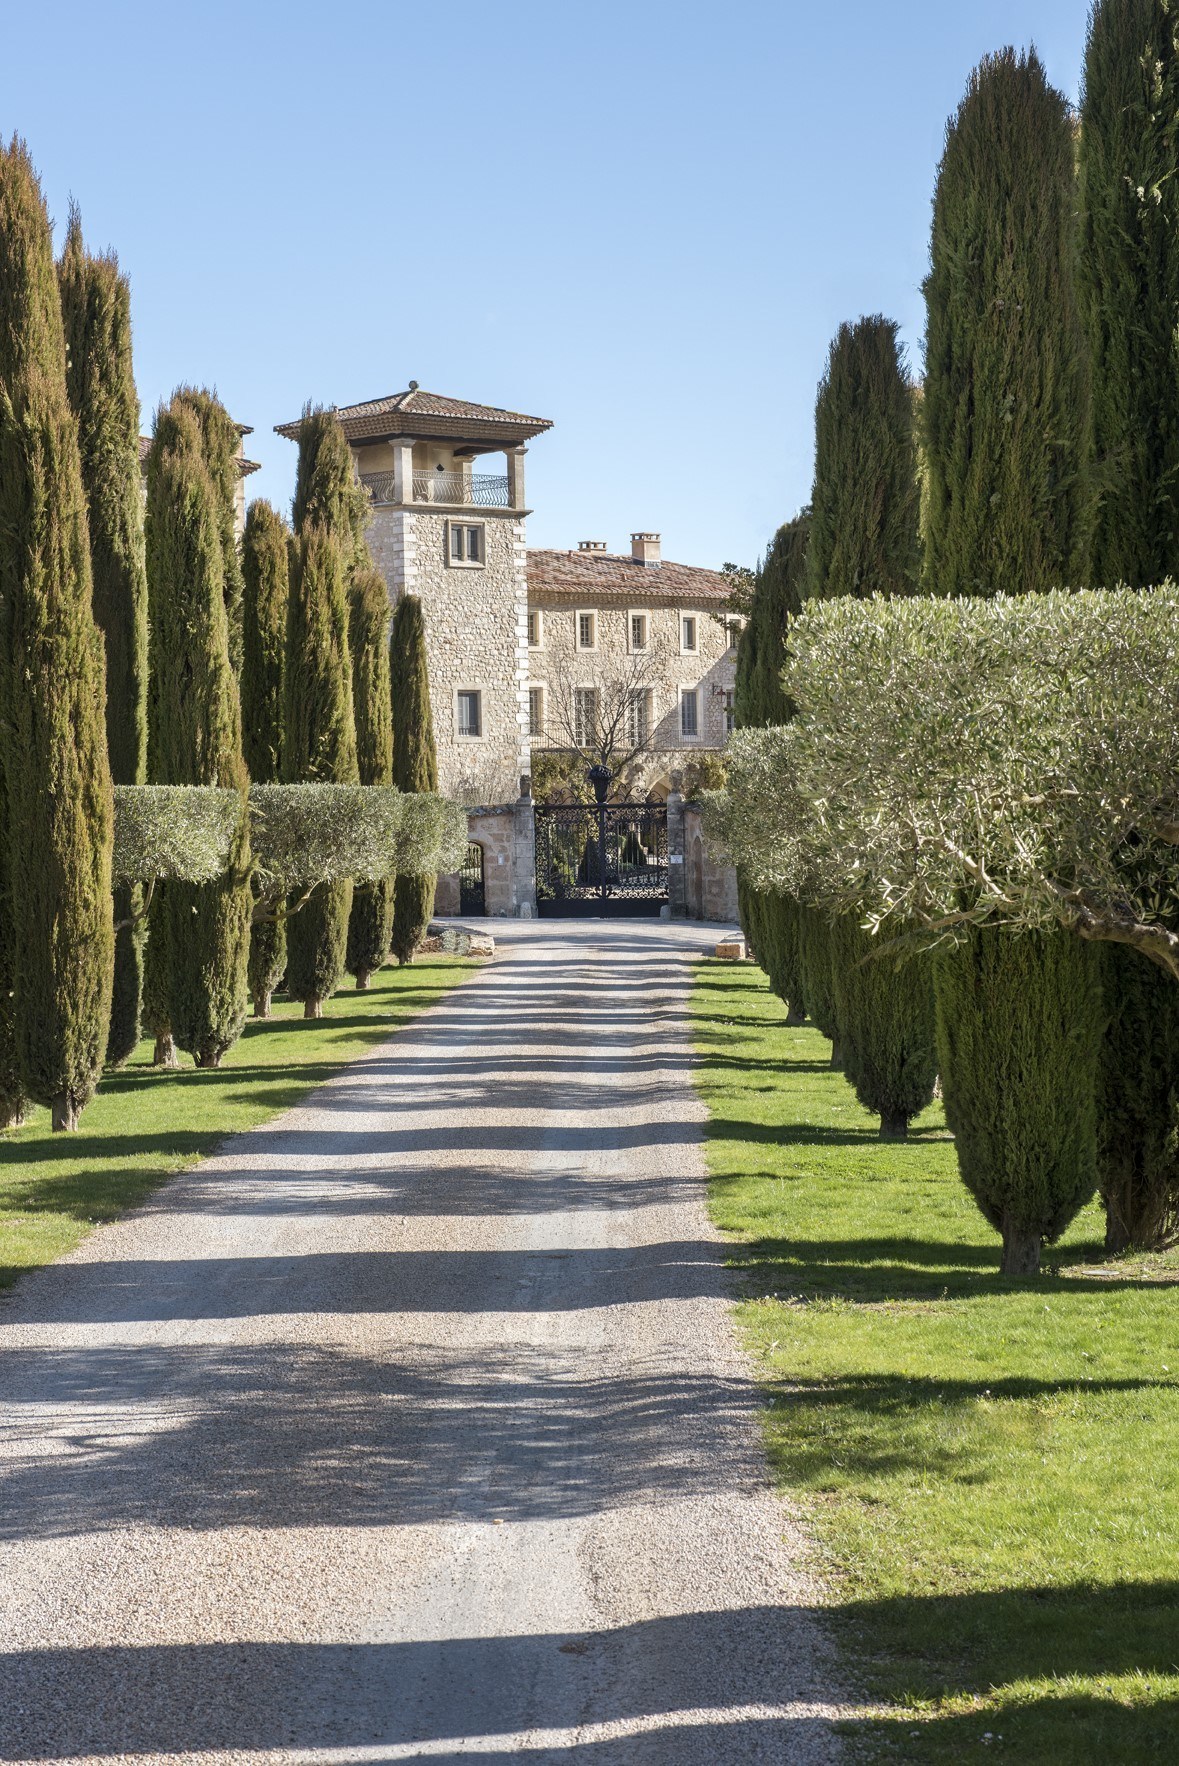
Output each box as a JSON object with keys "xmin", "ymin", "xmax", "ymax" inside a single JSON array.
[{"xmin": 274, "ymin": 384, "xmax": 553, "ymax": 447}]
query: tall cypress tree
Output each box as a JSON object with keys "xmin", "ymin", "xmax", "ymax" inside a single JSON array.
[
  {"xmin": 241, "ymin": 499, "xmax": 289, "ymax": 1017},
  {"xmin": 163, "ymin": 387, "xmax": 246, "ymax": 673},
  {"xmin": 146, "ymin": 395, "xmax": 251, "ymax": 1066},
  {"xmin": 346, "ymin": 568, "xmax": 394, "ymax": 987},
  {"xmin": 923, "ymin": 49, "xmax": 1090, "ymax": 600},
  {"xmin": 922, "ymin": 52, "xmax": 1102, "ymax": 1271},
  {"xmin": 58, "ymin": 206, "xmax": 149, "ymax": 1068},
  {"xmin": 734, "ymin": 516, "xmax": 809, "ymax": 1025},
  {"xmin": 284, "ymin": 407, "xmax": 363, "ymax": 1015},
  {"xmin": 284, "ymin": 522, "xmax": 359, "ymax": 1013},
  {"xmin": 0, "ymin": 138, "xmax": 115, "ymax": 1130},
  {"xmin": 1079, "ymin": 0, "xmax": 1179, "ymax": 1249},
  {"xmin": 389, "ymin": 594, "xmax": 438, "ymax": 964},
  {"xmin": 806, "ymin": 316, "xmax": 936, "ymax": 1134}
]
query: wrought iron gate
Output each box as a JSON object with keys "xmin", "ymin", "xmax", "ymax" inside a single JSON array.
[
  {"xmin": 459, "ymin": 842, "xmax": 486, "ymax": 916},
  {"xmin": 534, "ymin": 802, "xmax": 668, "ymax": 917}
]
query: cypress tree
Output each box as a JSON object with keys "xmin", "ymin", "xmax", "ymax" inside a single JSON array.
[
  {"xmin": 1079, "ymin": 0, "xmax": 1179, "ymax": 1250},
  {"xmin": 291, "ymin": 403, "xmax": 370, "ymax": 570},
  {"xmin": 734, "ymin": 516, "xmax": 809, "ymax": 1024},
  {"xmin": 241, "ymin": 499, "xmax": 290, "ymax": 1017},
  {"xmin": 0, "ymin": 138, "xmax": 115, "ymax": 1130},
  {"xmin": 346, "ymin": 567, "xmax": 394, "ymax": 988},
  {"xmin": 58, "ymin": 206, "xmax": 149, "ymax": 1068},
  {"xmin": 923, "ymin": 53, "xmax": 1099, "ymax": 1270},
  {"xmin": 283, "ymin": 521, "xmax": 359, "ymax": 1013},
  {"xmin": 165, "ymin": 388, "xmax": 246, "ymax": 673},
  {"xmin": 923, "ymin": 48, "xmax": 1090, "ymax": 599},
  {"xmin": 807, "ymin": 316, "xmax": 921, "ymax": 603},
  {"xmin": 389, "ymin": 594, "xmax": 438, "ymax": 964},
  {"xmin": 146, "ymin": 395, "xmax": 251, "ymax": 1066},
  {"xmin": 805, "ymin": 316, "xmax": 936, "ymax": 1131}
]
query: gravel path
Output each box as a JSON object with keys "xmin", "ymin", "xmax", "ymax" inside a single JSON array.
[{"xmin": 0, "ymin": 920, "xmax": 842, "ymax": 1764}]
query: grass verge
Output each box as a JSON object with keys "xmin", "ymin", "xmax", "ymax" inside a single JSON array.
[
  {"xmin": 691, "ymin": 958, "xmax": 1179, "ymax": 1763},
  {"xmin": 0, "ymin": 956, "xmax": 475, "ymax": 1292}
]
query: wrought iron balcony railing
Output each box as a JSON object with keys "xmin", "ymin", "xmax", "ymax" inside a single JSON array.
[{"xmin": 359, "ymin": 470, "xmax": 511, "ymax": 508}]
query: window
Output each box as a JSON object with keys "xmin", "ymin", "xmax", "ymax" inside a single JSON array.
[
  {"xmin": 457, "ymin": 689, "xmax": 482, "ymax": 738},
  {"xmin": 574, "ymin": 686, "xmax": 599, "ymax": 746},
  {"xmin": 527, "ymin": 608, "xmax": 543, "ymax": 648},
  {"xmin": 448, "ymin": 522, "xmax": 485, "ymax": 566},
  {"xmin": 723, "ymin": 688, "xmax": 735, "ymax": 738},
  {"xmin": 681, "ymin": 614, "xmax": 698, "ymax": 653},
  {"xmin": 629, "ymin": 612, "xmax": 648, "ymax": 653},
  {"xmin": 726, "ymin": 617, "xmax": 740, "ymax": 651},
  {"xmin": 626, "ymin": 688, "xmax": 651, "ymax": 748},
  {"xmin": 577, "ymin": 609, "xmax": 597, "ymax": 650},
  {"xmin": 680, "ymin": 688, "xmax": 699, "ymax": 739},
  {"xmin": 528, "ymin": 685, "xmax": 545, "ymax": 738}
]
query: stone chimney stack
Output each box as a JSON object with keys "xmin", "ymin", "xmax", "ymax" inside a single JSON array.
[
  {"xmin": 577, "ymin": 539, "xmax": 607, "ymax": 553},
  {"xmin": 631, "ymin": 532, "xmax": 661, "ymax": 566}
]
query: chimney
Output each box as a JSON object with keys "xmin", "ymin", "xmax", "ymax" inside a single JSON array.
[
  {"xmin": 577, "ymin": 539, "xmax": 607, "ymax": 552},
  {"xmin": 631, "ymin": 532, "xmax": 661, "ymax": 566}
]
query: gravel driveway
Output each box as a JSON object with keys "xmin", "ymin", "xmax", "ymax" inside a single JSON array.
[{"xmin": 0, "ymin": 919, "xmax": 842, "ymax": 1763}]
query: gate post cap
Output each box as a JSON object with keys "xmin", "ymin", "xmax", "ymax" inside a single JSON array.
[{"xmin": 519, "ymin": 773, "xmax": 532, "ymax": 801}]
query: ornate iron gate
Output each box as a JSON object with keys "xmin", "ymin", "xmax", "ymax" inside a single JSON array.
[
  {"xmin": 459, "ymin": 842, "xmax": 486, "ymax": 916},
  {"xmin": 534, "ymin": 802, "xmax": 668, "ymax": 917}
]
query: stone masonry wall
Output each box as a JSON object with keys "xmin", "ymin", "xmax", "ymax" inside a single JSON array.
[{"xmin": 683, "ymin": 802, "xmax": 739, "ymax": 923}]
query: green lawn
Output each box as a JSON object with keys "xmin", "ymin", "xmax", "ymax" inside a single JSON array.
[
  {"xmin": 0, "ymin": 955, "xmax": 475, "ymax": 1291},
  {"xmin": 691, "ymin": 958, "xmax": 1179, "ymax": 1763}
]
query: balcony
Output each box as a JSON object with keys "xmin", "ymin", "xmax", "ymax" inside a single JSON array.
[{"xmin": 360, "ymin": 469, "xmax": 511, "ymax": 508}]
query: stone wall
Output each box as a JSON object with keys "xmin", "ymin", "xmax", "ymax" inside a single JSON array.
[
  {"xmin": 683, "ymin": 802, "xmax": 739, "ymax": 923},
  {"xmin": 435, "ymin": 798, "xmax": 537, "ymax": 919}
]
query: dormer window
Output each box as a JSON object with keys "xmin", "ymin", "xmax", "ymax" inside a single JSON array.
[{"xmin": 448, "ymin": 521, "xmax": 485, "ymax": 567}]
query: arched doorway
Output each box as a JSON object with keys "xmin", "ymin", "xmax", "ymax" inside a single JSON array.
[{"xmin": 460, "ymin": 842, "xmax": 486, "ymax": 916}]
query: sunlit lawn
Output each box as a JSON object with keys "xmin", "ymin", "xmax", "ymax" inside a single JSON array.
[
  {"xmin": 0, "ymin": 956, "xmax": 475, "ymax": 1291},
  {"xmin": 692, "ymin": 958, "xmax": 1179, "ymax": 1763}
]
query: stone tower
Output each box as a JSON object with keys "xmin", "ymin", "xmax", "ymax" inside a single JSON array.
[{"xmin": 276, "ymin": 385, "xmax": 552, "ymax": 804}]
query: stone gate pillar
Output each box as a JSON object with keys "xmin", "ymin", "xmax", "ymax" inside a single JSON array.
[
  {"xmin": 666, "ymin": 788, "xmax": 687, "ymax": 918},
  {"xmin": 513, "ymin": 774, "xmax": 537, "ymax": 917}
]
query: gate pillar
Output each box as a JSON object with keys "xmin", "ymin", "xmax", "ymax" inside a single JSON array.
[
  {"xmin": 666, "ymin": 789, "xmax": 687, "ymax": 918},
  {"xmin": 513, "ymin": 775, "xmax": 537, "ymax": 917}
]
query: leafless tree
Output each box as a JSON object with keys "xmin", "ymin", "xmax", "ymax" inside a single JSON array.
[{"xmin": 541, "ymin": 650, "xmax": 656, "ymax": 789}]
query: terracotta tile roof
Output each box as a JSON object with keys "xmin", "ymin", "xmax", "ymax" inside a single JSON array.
[
  {"xmin": 527, "ymin": 549, "xmax": 729, "ymax": 605},
  {"xmin": 138, "ymin": 436, "xmax": 260, "ymax": 477},
  {"xmin": 274, "ymin": 384, "xmax": 553, "ymax": 445}
]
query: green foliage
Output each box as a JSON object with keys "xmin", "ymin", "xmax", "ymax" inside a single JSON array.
[
  {"xmin": 1079, "ymin": 0, "xmax": 1179, "ymax": 590},
  {"xmin": 934, "ymin": 928, "xmax": 1103, "ymax": 1271},
  {"xmin": 923, "ymin": 48, "xmax": 1089, "ymax": 598},
  {"xmin": 241, "ymin": 499, "xmax": 290, "ymax": 1013},
  {"xmin": 157, "ymin": 387, "xmax": 246, "ymax": 672},
  {"xmin": 806, "ymin": 316, "xmax": 920, "ymax": 602},
  {"xmin": 145, "ymin": 396, "xmax": 251, "ymax": 1067},
  {"xmin": 1098, "ymin": 942, "xmax": 1179, "ymax": 1249},
  {"xmin": 390, "ymin": 594, "xmax": 439, "ymax": 962},
  {"xmin": 0, "ymin": 138, "xmax": 115, "ymax": 1129},
  {"xmin": 347, "ymin": 568, "xmax": 394, "ymax": 982},
  {"xmin": 283, "ymin": 520, "xmax": 359, "ymax": 1009},
  {"xmin": 531, "ymin": 749, "xmax": 594, "ymax": 805},
  {"xmin": 58, "ymin": 205, "xmax": 149, "ymax": 1068},
  {"xmin": 733, "ymin": 514, "xmax": 809, "ymax": 729},
  {"xmin": 291, "ymin": 404, "xmax": 370, "ymax": 571},
  {"xmin": 113, "ymin": 786, "xmax": 239, "ymax": 883},
  {"xmin": 831, "ymin": 916, "xmax": 938, "ymax": 1136},
  {"xmin": 797, "ymin": 905, "xmax": 839, "ymax": 1045}
]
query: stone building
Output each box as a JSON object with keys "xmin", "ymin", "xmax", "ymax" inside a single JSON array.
[{"xmin": 273, "ymin": 384, "xmax": 738, "ymax": 919}]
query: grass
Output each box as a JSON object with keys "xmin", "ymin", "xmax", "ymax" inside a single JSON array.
[
  {"xmin": 691, "ymin": 958, "xmax": 1179, "ymax": 1763},
  {"xmin": 0, "ymin": 956, "xmax": 475, "ymax": 1292}
]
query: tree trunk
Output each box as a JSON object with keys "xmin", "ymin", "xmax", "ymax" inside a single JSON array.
[
  {"xmin": 153, "ymin": 1033, "xmax": 178, "ymax": 1069},
  {"xmin": 0, "ymin": 1102, "xmax": 25, "ymax": 1130},
  {"xmin": 1000, "ymin": 1217, "xmax": 1041, "ymax": 1276},
  {"xmin": 252, "ymin": 991, "xmax": 272, "ymax": 1020},
  {"xmin": 355, "ymin": 969, "xmax": 371, "ymax": 992},
  {"xmin": 829, "ymin": 1038, "xmax": 844, "ymax": 1071},
  {"xmin": 786, "ymin": 1005, "xmax": 807, "ymax": 1027},
  {"xmin": 51, "ymin": 1094, "xmax": 78, "ymax": 1133},
  {"xmin": 879, "ymin": 1109, "xmax": 909, "ymax": 1141},
  {"xmin": 1104, "ymin": 1208, "xmax": 1132, "ymax": 1255},
  {"xmin": 304, "ymin": 997, "xmax": 323, "ymax": 1020},
  {"xmin": 194, "ymin": 1049, "xmax": 222, "ymax": 1069}
]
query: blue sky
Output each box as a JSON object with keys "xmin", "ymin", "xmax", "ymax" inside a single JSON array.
[{"xmin": 9, "ymin": 1, "xmax": 1087, "ymax": 568}]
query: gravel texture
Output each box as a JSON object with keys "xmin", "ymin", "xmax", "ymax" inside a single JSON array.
[{"xmin": 0, "ymin": 920, "xmax": 844, "ymax": 1763}]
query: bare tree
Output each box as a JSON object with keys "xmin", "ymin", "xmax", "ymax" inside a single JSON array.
[{"xmin": 541, "ymin": 650, "xmax": 656, "ymax": 792}]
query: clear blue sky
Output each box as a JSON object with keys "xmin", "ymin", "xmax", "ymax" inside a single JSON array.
[{"xmin": 9, "ymin": 1, "xmax": 1087, "ymax": 568}]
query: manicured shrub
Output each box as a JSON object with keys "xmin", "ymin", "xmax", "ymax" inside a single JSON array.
[
  {"xmin": 1079, "ymin": 0, "xmax": 1179, "ymax": 1249},
  {"xmin": 145, "ymin": 395, "xmax": 251, "ymax": 1067},
  {"xmin": 241, "ymin": 499, "xmax": 289, "ymax": 1016},
  {"xmin": 830, "ymin": 913, "xmax": 937, "ymax": 1139},
  {"xmin": 923, "ymin": 49, "xmax": 1089, "ymax": 599},
  {"xmin": 389, "ymin": 594, "xmax": 438, "ymax": 964},
  {"xmin": 346, "ymin": 568, "xmax": 394, "ymax": 988},
  {"xmin": 58, "ymin": 205, "xmax": 149, "ymax": 1068},
  {"xmin": 283, "ymin": 521, "xmax": 358, "ymax": 1014},
  {"xmin": 0, "ymin": 139, "xmax": 115, "ymax": 1130}
]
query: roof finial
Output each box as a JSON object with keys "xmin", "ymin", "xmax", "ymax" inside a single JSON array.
[{"xmin": 407, "ymin": 379, "xmax": 419, "ymax": 392}]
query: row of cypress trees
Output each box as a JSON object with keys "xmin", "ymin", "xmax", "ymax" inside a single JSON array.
[
  {"xmin": 0, "ymin": 138, "xmax": 442, "ymax": 1121},
  {"xmin": 739, "ymin": 2, "xmax": 1179, "ymax": 1269}
]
